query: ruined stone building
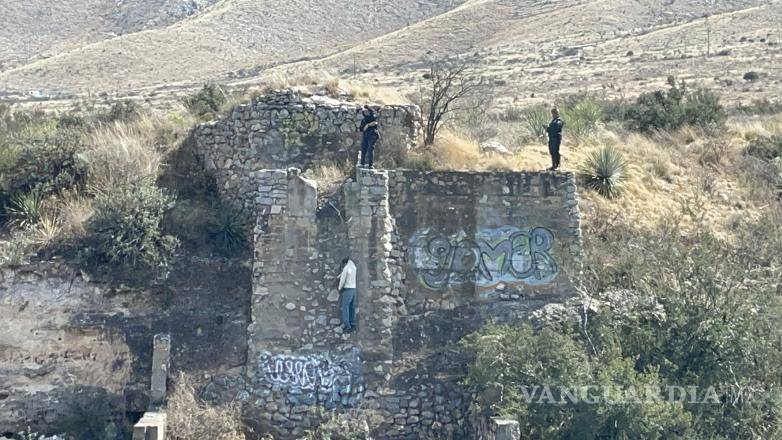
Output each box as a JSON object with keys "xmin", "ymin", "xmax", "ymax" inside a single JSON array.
[{"xmin": 0, "ymin": 90, "xmax": 583, "ymax": 439}]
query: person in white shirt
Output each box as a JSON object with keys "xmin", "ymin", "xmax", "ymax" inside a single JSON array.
[{"xmin": 337, "ymin": 257, "xmax": 357, "ymax": 332}]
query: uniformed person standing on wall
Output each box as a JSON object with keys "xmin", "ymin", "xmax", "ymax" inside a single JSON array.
[
  {"xmin": 543, "ymin": 108, "xmax": 564, "ymax": 171},
  {"xmin": 359, "ymin": 106, "xmax": 380, "ymax": 169}
]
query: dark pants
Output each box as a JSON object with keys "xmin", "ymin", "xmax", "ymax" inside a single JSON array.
[
  {"xmin": 548, "ymin": 138, "xmax": 561, "ymax": 169},
  {"xmin": 361, "ymin": 132, "xmax": 378, "ymax": 167},
  {"xmin": 339, "ymin": 288, "xmax": 356, "ymax": 330}
]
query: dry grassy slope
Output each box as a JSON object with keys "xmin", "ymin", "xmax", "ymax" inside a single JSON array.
[
  {"xmin": 0, "ymin": 0, "xmax": 218, "ymax": 71},
  {"xmin": 258, "ymin": 0, "xmax": 781, "ymax": 107},
  {"xmin": 0, "ymin": 0, "xmax": 465, "ymax": 93}
]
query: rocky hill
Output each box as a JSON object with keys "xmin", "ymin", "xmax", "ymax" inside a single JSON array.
[
  {"xmin": 3, "ymin": 0, "xmax": 781, "ymax": 106},
  {"xmin": 0, "ymin": 0, "xmax": 219, "ymax": 71}
]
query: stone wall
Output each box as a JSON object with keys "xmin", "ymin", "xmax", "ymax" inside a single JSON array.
[
  {"xmin": 193, "ymin": 90, "xmax": 421, "ymax": 223},
  {"xmin": 388, "ymin": 170, "xmax": 583, "ymax": 312},
  {"xmin": 204, "ymin": 166, "xmax": 584, "ymax": 439},
  {"xmin": 2, "ymin": 91, "xmax": 586, "ymax": 439}
]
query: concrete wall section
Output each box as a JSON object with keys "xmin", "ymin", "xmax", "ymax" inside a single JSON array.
[{"xmin": 388, "ymin": 170, "xmax": 583, "ymax": 312}]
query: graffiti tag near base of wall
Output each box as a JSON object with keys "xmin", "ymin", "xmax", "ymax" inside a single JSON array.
[
  {"xmin": 409, "ymin": 226, "xmax": 559, "ymax": 290},
  {"xmin": 255, "ymin": 351, "xmax": 363, "ymax": 407}
]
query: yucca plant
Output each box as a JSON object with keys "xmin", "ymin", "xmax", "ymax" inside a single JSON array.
[
  {"xmin": 562, "ymin": 98, "xmax": 602, "ymax": 138},
  {"xmin": 522, "ymin": 106, "xmax": 550, "ymax": 141},
  {"xmin": 579, "ymin": 145, "xmax": 629, "ymax": 198},
  {"xmin": 209, "ymin": 208, "xmax": 247, "ymax": 255},
  {"xmin": 7, "ymin": 190, "xmax": 44, "ymax": 228}
]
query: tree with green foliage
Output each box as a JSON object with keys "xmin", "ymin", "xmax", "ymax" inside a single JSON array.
[{"xmin": 461, "ymin": 210, "xmax": 782, "ymax": 439}]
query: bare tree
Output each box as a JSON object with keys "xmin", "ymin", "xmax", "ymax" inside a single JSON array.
[{"xmin": 419, "ymin": 57, "xmax": 487, "ymax": 146}]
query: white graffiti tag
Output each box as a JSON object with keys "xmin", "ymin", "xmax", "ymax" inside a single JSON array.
[
  {"xmin": 257, "ymin": 352, "xmax": 363, "ymax": 393},
  {"xmin": 409, "ymin": 226, "xmax": 559, "ymax": 290}
]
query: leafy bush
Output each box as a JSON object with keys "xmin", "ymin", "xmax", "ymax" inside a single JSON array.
[
  {"xmin": 96, "ymin": 99, "xmax": 142, "ymax": 124},
  {"xmin": 0, "ymin": 125, "xmax": 87, "ymax": 196},
  {"xmin": 53, "ymin": 391, "xmax": 124, "ymax": 440},
  {"xmin": 743, "ymin": 71, "xmax": 760, "ymax": 81},
  {"xmin": 746, "ymin": 135, "xmax": 782, "ymax": 160},
  {"xmin": 309, "ymin": 411, "xmax": 373, "ymax": 440},
  {"xmin": 83, "ymin": 180, "xmax": 178, "ymax": 268},
  {"xmin": 735, "ymin": 98, "xmax": 782, "ymax": 115},
  {"xmin": 624, "ymin": 79, "xmax": 725, "ymax": 132},
  {"xmin": 461, "ymin": 211, "xmax": 782, "ymax": 439},
  {"xmin": 578, "ymin": 145, "xmax": 628, "ymax": 198},
  {"xmin": 184, "ymin": 83, "xmax": 228, "ymax": 119},
  {"xmin": 461, "ymin": 323, "xmax": 693, "ymax": 439}
]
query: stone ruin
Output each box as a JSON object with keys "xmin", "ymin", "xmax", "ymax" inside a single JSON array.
[
  {"xmin": 193, "ymin": 90, "xmax": 584, "ymax": 438},
  {"xmin": 0, "ymin": 89, "xmax": 583, "ymax": 439}
]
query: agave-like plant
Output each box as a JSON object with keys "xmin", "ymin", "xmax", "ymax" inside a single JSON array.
[
  {"xmin": 210, "ymin": 208, "xmax": 247, "ymax": 255},
  {"xmin": 7, "ymin": 190, "xmax": 44, "ymax": 228},
  {"xmin": 522, "ymin": 106, "xmax": 550, "ymax": 141},
  {"xmin": 579, "ymin": 145, "xmax": 629, "ymax": 198}
]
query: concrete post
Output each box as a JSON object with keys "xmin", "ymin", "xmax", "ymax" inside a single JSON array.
[{"xmin": 150, "ymin": 333, "xmax": 171, "ymax": 408}]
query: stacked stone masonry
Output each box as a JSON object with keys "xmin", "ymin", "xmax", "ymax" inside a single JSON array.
[
  {"xmin": 0, "ymin": 92, "xmax": 585, "ymax": 439},
  {"xmin": 194, "ymin": 89, "xmax": 421, "ymax": 224}
]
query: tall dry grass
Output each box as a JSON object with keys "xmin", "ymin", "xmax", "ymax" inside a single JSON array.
[
  {"xmin": 83, "ymin": 111, "xmax": 192, "ymax": 191},
  {"xmin": 168, "ymin": 373, "xmax": 245, "ymax": 440},
  {"xmin": 426, "ymin": 114, "xmax": 779, "ymax": 238}
]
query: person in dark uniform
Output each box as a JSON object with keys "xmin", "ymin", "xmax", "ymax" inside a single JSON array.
[
  {"xmin": 359, "ymin": 106, "xmax": 380, "ymax": 168},
  {"xmin": 543, "ymin": 108, "xmax": 564, "ymax": 171}
]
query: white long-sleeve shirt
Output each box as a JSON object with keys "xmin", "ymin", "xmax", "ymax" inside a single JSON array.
[{"xmin": 338, "ymin": 260, "xmax": 357, "ymax": 290}]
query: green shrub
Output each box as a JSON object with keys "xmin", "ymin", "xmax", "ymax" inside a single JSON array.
[
  {"xmin": 0, "ymin": 232, "xmax": 38, "ymax": 267},
  {"xmin": 735, "ymin": 98, "xmax": 782, "ymax": 115},
  {"xmin": 95, "ymin": 99, "xmax": 143, "ymax": 124},
  {"xmin": 624, "ymin": 79, "xmax": 725, "ymax": 132},
  {"xmin": 746, "ymin": 135, "xmax": 782, "ymax": 160},
  {"xmin": 460, "ymin": 323, "xmax": 693, "ymax": 439},
  {"xmin": 184, "ymin": 84, "xmax": 228, "ymax": 119},
  {"xmin": 681, "ymin": 88, "xmax": 726, "ymax": 129},
  {"xmin": 498, "ymin": 106, "xmax": 525, "ymax": 122},
  {"xmin": 402, "ymin": 151, "xmax": 437, "ymax": 170},
  {"xmin": 83, "ymin": 180, "xmax": 179, "ymax": 268},
  {"xmin": 743, "ymin": 71, "xmax": 760, "ymax": 81},
  {"xmin": 0, "ymin": 123, "xmax": 87, "ymax": 196},
  {"xmin": 578, "ymin": 145, "xmax": 628, "ymax": 198}
]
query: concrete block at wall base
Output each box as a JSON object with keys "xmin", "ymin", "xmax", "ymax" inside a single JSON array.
[
  {"xmin": 491, "ymin": 418, "xmax": 521, "ymax": 440},
  {"xmin": 132, "ymin": 412, "xmax": 167, "ymax": 440}
]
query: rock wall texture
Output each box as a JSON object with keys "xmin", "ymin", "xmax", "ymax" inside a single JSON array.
[
  {"xmin": 2, "ymin": 92, "xmax": 584, "ymax": 439},
  {"xmin": 193, "ymin": 89, "xmax": 421, "ymax": 223},
  {"xmin": 205, "ymin": 166, "xmax": 584, "ymax": 439}
]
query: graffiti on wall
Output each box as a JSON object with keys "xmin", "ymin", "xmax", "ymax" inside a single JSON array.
[
  {"xmin": 409, "ymin": 226, "xmax": 559, "ymax": 290},
  {"xmin": 255, "ymin": 351, "xmax": 363, "ymax": 407}
]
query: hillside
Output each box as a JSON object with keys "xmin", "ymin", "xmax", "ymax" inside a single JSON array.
[
  {"xmin": 0, "ymin": 0, "xmax": 465, "ymax": 94},
  {"xmin": 255, "ymin": 0, "xmax": 782, "ymax": 107},
  {"xmin": 2, "ymin": 0, "xmax": 781, "ymax": 106},
  {"xmin": 0, "ymin": 0, "xmax": 219, "ymax": 71}
]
